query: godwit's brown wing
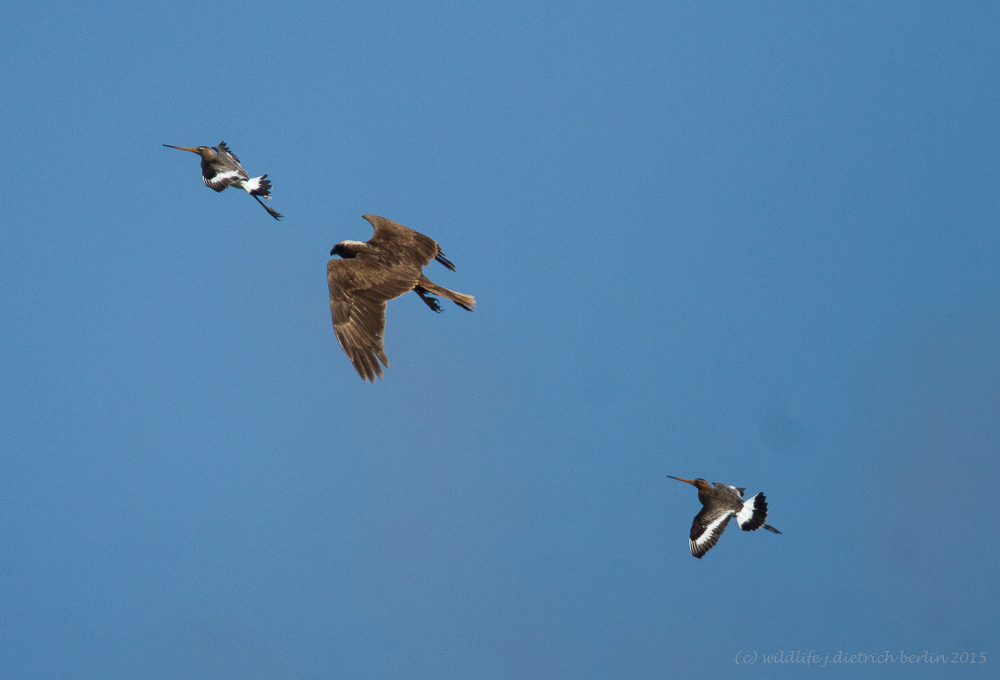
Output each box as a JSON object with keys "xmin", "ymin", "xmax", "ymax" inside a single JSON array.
[
  {"xmin": 201, "ymin": 142, "xmax": 250, "ymax": 192},
  {"xmin": 689, "ymin": 505, "xmax": 736, "ymax": 558}
]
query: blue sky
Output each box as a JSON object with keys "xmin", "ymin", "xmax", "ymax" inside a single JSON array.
[{"xmin": 2, "ymin": 1, "xmax": 998, "ymax": 678}]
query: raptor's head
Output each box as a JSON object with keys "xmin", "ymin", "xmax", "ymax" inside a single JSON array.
[{"xmin": 330, "ymin": 240, "xmax": 368, "ymax": 258}]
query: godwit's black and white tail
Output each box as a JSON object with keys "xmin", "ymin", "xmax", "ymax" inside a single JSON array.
[
  {"xmin": 735, "ymin": 492, "xmax": 782, "ymax": 534},
  {"xmin": 245, "ymin": 175, "xmax": 281, "ymax": 220}
]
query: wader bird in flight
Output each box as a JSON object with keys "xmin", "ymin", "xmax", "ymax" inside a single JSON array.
[
  {"xmin": 162, "ymin": 142, "xmax": 282, "ymax": 220},
  {"xmin": 667, "ymin": 476, "xmax": 781, "ymax": 558},
  {"xmin": 327, "ymin": 214, "xmax": 475, "ymax": 382}
]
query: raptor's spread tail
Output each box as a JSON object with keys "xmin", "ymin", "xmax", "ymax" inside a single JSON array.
[{"xmin": 416, "ymin": 275, "xmax": 475, "ymax": 312}]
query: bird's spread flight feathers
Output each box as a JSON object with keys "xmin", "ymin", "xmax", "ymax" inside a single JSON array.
[{"xmin": 689, "ymin": 507, "xmax": 735, "ymax": 558}]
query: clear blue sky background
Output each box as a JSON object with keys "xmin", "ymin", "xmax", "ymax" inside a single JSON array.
[{"xmin": 2, "ymin": 1, "xmax": 998, "ymax": 678}]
